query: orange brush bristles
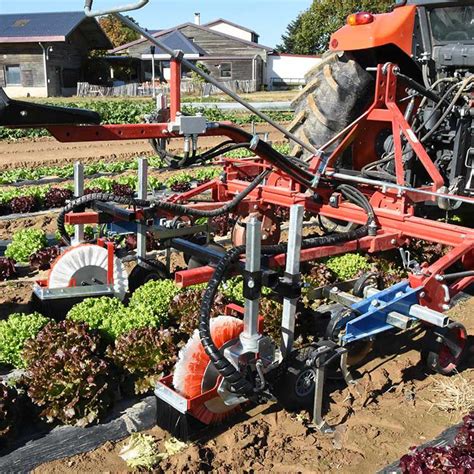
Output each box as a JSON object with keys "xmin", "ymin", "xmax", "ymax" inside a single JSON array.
[{"xmin": 173, "ymin": 316, "xmax": 244, "ymax": 398}]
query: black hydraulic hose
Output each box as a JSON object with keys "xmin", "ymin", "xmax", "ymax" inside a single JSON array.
[
  {"xmin": 201, "ymin": 140, "xmax": 235, "ymax": 158},
  {"xmin": 166, "ymin": 142, "xmax": 250, "ymax": 168},
  {"xmin": 215, "ymin": 124, "xmax": 315, "ymax": 188},
  {"xmin": 57, "ymin": 169, "xmax": 270, "ymax": 244},
  {"xmin": 395, "ymin": 72, "xmax": 445, "ymax": 106},
  {"xmin": 198, "ymin": 186, "xmax": 374, "ymax": 399}
]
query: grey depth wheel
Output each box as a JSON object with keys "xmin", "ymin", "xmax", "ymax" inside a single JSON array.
[
  {"xmin": 274, "ymin": 347, "xmax": 316, "ymax": 411},
  {"xmin": 128, "ymin": 260, "xmax": 168, "ymax": 293}
]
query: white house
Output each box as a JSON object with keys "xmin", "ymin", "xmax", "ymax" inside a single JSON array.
[
  {"xmin": 202, "ymin": 18, "xmax": 259, "ymax": 44},
  {"xmin": 266, "ymin": 53, "xmax": 322, "ymax": 89}
]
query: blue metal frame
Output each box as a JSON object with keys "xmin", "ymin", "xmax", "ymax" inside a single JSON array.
[{"xmin": 343, "ymin": 281, "xmax": 421, "ymax": 344}]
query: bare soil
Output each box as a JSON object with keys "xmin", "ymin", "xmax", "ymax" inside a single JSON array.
[
  {"xmin": 0, "ymin": 124, "xmax": 285, "ymax": 170},
  {"xmin": 0, "ymin": 213, "xmax": 58, "ymax": 240},
  {"xmin": 1, "ymin": 126, "xmax": 473, "ymax": 472},
  {"xmin": 34, "ymin": 298, "xmax": 474, "ymax": 473}
]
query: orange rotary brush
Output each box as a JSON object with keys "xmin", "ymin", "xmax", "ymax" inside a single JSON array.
[{"xmin": 173, "ymin": 315, "xmax": 244, "ymax": 424}]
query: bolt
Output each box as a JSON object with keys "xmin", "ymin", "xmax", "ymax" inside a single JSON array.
[
  {"xmin": 253, "ymin": 205, "xmax": 258, "ymax": 210},
  {"xmin": 330, "ymin": 286, "xmax": 339, "ymax": 293},
  {"xmin": 442, "ymin": 304, "xmax": 450, "ymax": 311},
  {"xmin": 371, "ymin": 299, "xmax": 380, "ymax": 307},
  {"xmin": 391, "ymin": 239, "xmax": 397, "ymax": 245},
  {"xmin": 248, "ymin": 279, "xmax": 255, "ymax": 289},
  {"xmin": 419, "ymin": 291, "xmax": 426, "ymax": 298}
]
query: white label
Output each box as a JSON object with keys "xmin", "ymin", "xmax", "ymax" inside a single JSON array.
[{"xmin": 406, "ymin": 129, "xmax": 419, "ymax": 144}]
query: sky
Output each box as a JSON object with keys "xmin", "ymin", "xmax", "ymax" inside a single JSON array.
[{"xmin": 0, "ymin": 0, "xmax": 312, "ymax": 48}]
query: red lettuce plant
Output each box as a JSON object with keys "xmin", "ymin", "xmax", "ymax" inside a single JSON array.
[
  {"xmin": 23, "ymin": 321, "xmax": 114, "ymax": 427},
  {"xmin": 83, "ymin": 187, "xmax": 102, "ymax": 195},
  {"xmin": 400, "ymin": 412, "xmax": 473, "ymax": 472},
  {"xmin": 260, "ymin": 297, "xmax": 283, "ymax": 342},
  {"xmin": 44, "ymin": 187, "xmax": 73, "ymax": 209},
  {"xmin": 169, "ymin": 287, "xmax": 227, "ymax": 337},
  {"xmin": 29, "ymin": 246, "xmax": 61, "ymax": 270},
  {"xmin": 112, "ymin": 183, "xmax": 134, "ymax": 197},
  {"xmin": 109, "ymin": 327, "xmax": 177, "ymax": 394},
  {"xmin": 0, "ymin": 257, "xmax": 16, "ymax": 281},
  {"xmin": 212, "ymin": 214, "xmax": 233, "ymax": 237},
  {"xmin": 125, "ymin": 232, "xmax": 156, "ymax": 252},
  {"xmin": 9, "ymin": 195, "xmax": 37, "ymax": 214},
  {"xmin": 0, "ymin": 382, "xmax": 19, "ymax": 444},
  {"xmin": 169, "ymin": 182, "xmax": 192, "ymax": 193},
  {"xmin": 408, "ymin": 239, "xmax": 450, "ymax": 265}
]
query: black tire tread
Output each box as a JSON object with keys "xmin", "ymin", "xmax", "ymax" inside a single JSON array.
[{"xmin": 290, "ymin": 52, "xmax": 373, "ymax": 157}]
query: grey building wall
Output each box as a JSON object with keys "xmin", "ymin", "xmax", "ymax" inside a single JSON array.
[
  {"xmin": 0, "ymin": 29, "xmax": 101, "ymax": 96},
  {"xmin": 125, "ymin": 24, "xmax": 268, "ymax": 85}
]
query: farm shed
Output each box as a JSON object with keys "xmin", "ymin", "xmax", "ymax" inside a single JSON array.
[
  {"xmin": 0, "ymin": 12, "xmax": 112, "ymax": 98},
  {"xmin": 111, "ymin": 18, "xmax": 271, "ymax": 89}
]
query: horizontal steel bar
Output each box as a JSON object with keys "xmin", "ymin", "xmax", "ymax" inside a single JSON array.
[{"xmin": 328, "ymin": 171, "xmax": 474, "ymax": 206}]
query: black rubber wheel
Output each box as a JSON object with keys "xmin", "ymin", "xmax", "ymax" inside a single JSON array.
[
  {"xmin": 273, "ymin": 346, "xmax": 316, "ymax": 411},
  {"xmin": 290, "ymin": 52, "xmax": 373, "ymax": 158},
  {"xmin": 128, "ymin": 259, "xmax": 168, "ymax": 293},
  {"xmin": 325, "ymin": 305, "xmax": 373, "ymax": 367},
  {"xmin": 353, "ymin": 272, "xmax": 383, "ymax": 298},
  {"xmin": 422, "ymin": 322, "xmax": 468, "ymax": 375},
  {"xmin": 318, "ymin": 216, "xmax": 360, "ymax": 234}
]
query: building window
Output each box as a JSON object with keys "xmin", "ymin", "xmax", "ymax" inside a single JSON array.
[
  {"xmin": 5, "ymin": 65, "xmax": 21, "ymax": 85},
  {"xmin": 220, "ymin": 63, "xmax": 232, "ymax": 79}
]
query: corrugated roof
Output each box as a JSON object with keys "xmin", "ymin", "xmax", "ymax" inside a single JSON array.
[
  {"xmin": 0, "ymin": 11, "xmax": 85, "ymax": 38},
  {"xmin": 111, "ymin": 22, "xmax": 272, "ymax": 54},
  {"xmin": 0, "ymin": 11, "xmax": 112, "ymax": 48}
]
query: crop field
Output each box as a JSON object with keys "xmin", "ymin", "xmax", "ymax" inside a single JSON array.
[{"xmin": 0, "ymin": 103, "xmax": 472, "ymax": 473}]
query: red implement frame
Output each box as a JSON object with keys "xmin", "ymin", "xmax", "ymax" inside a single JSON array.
[{"xmin": 46, "ymin": 64, "xmax": 473, "ymax": 313}]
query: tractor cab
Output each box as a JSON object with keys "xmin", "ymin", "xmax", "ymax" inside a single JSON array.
[{"xmin": 410, "ymin": 2, "xmax": 474, "ymax": 75}]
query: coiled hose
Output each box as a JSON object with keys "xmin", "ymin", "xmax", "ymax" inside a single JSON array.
[
  {"xmin": 198, "ymin": 184, "xmax": 375, "ymax": 399},
  {"xmin": 57, "ymin": 169, "xmax": 270, "ymax": 245}
]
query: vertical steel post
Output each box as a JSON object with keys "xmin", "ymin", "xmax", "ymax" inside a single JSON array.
[
  {"xmin": 137, "ymin": 157, "xmax": 148, "ymax": 265},
  {"xmin": 73, "ymin": 162, "xmax": 84, "ymax": 245},
  {"xmin": 280, "ymin": 205, "xmax": 304, "ymax": 357},
  {"xmin": 170, "ymin": 57, "xmax": 181, "ymax": 120},
  {"xmin": 240, "ymin": 217, "xmax": 261, "ymax": 352},
  {"xmin": 150, "ymin": 45, "xmax": 156, "ymax": 98}
]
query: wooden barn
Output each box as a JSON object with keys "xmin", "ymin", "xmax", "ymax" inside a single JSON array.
[
  {"xmin": 111, "ymin": 17, "xmax": 271, "ymax": 90},
  {"xmin": 0, "ymin": 12, "xmax": 112, "ymax": 97}
]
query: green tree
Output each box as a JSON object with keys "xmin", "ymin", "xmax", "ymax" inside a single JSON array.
[
  {"xmin": 99, "ymin": 14, "xmax": 140, "ymax": 48},
  {"xmin": 190, "ymin": 62, "xmax": 211, "ymax": 84},
  {"xmin": 276, "ymin": 14, "xmax": 304, "ymax": 53},
  {"xmin": 277, "ymin": 0, "xmax": 393, "ymax": 55}
]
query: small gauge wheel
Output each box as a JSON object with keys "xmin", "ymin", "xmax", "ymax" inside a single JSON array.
[
  {"xmin": 128, "ymin": 259, "xmax": 168, "ymax": 293},
  {"xmin": 422, "ymin": 322, "xmax": 468, "ymax": 375},
  {"xmin": 325, "ymin": 306, "xmax": 373, "ymax": 366}
]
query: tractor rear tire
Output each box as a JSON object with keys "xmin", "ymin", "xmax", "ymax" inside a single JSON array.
[{"xmin": 290, "ymin": 52, "xmax": 373, "ymax": 158}]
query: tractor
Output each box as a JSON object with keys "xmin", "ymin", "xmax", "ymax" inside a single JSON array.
[
  {"xmin": 292, "ymin": 1, "xmax": 473, "ymax": 213},
  {"xmin": 0, "ymin": 0, "xmax": 472, "ymax": 437}
]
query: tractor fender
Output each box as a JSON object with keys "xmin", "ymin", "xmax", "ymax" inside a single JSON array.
[{"xmin": 329, "ymin": 5, "xmax": 416, "ymax": 57}]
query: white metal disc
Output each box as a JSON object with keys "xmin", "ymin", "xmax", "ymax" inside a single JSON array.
[{"xmin": 48, "ymin": 244, "xmax": 128, "ymax": 300}]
